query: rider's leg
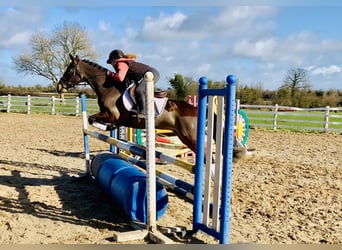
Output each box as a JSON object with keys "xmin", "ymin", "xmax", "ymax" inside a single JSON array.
[
  {"xmin": 135, "ymin": 68, "xmax": 159, "ymax": 116},
  {"xmin": 135, "ymin": 81, "xmax": 146, "ymax": 115}
]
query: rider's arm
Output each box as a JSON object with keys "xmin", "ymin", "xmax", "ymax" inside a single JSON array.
[{"xmin": 107, "ymin": 61, "xmax": 129, "ymax": 82}]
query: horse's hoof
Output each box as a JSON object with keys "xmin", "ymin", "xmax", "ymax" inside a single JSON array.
[
  {"xmin": 88, "ymin": 116, "xmax": 95, "ymax": 124},
  {"xmin": 106, "ymin": 124, "xmax": 117, "ymax": 131},
  {"xmin": 233, "ymin": 147, "xmax": 247, "ymax": 162}
]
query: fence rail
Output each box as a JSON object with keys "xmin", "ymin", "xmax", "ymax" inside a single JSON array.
[
  {"xmin": 1, "ymin": 95, "xmax": 341, "ymax": 133},
  {"xmin": 0, "ymin": 94, "xmax": 99, "ymax": 116},
  {"xmin": 240, "ymin": 104, "xmax": 342, "ymax": 133}
]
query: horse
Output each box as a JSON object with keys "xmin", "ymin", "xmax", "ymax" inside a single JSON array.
[
  {"xmin": 57, "ymin": 55, "xmax": 246, "ymax": 163},
  {"xmin": 57, "ymin": 54, "xmax": 200, "ymax": 155}
]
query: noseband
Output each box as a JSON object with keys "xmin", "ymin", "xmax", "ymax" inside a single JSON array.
[{"xmin": 59, "ymin": 64, "xmax": 82, "ymax": 89}]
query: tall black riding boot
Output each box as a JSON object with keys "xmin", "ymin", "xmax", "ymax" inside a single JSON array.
[{"xmin": 135, "ymin": 82, "xmax": 146, "ymax": 116}]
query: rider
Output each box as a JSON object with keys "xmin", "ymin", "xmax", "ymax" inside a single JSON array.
[{"xmin": 106, "ymin": 49, "xmax": 160, "ymax": 117}]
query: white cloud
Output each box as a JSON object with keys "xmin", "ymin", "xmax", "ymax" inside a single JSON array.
[
  {"xmin": 98, "ymin": 20, "xmax": 111, "ymax": 31},
  {"xmin": 0, "ymin": 7, "xmax": 42, "ymax": 49},
  {"xmin": 310, "ymin": 65, "xmax": 342, "ymax": 75},
  {"xmin": 1, "ymin": 31, "xmax": 31, "ymax": 47},
  {"xmin": 195, "ymin": 63, "xmax": 211, "ymax": 76},
  {"xmin": 139, "ymin": 12, "xmax": 187, "ymax": 40},
  {"xmin": 215, "ymin": 6, "xmax": 277, "ymax": 29},
  {"xmin": 138, "ymin": 6, "xmax": 277, "ymax": 42},
  {"xmin": 232, "ymin": 38, "xmax": 278, "ymax": 59}
]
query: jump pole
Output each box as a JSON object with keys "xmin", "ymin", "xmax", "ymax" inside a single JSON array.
[
  {"xmin": 193, "ymin": 74, "xmax": 236, "ymax": 244},
  {"xmin": 81, "ymin": 97, "xmax": 91, "ymax": 174},
  {"xmin": 144, "ymin": 71, "xmax": 157, "ymax": 236}
]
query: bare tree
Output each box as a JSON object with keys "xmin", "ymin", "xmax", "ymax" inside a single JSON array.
[
  {"xmin": 280, "ymin": 67, "xmax": 311, "ymax": 106},
  {"xmin": 13, "ymin": 21, "xmax": 98, "ymax": 88}
]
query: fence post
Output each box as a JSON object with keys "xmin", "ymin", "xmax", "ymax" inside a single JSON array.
[
  {"xmin": 6, "ymin": 94, "xmax": 11, "ymax": 113},
  {"xmin": 75, "ymin": 96, "xmax": 80, "ymax": 116},
  {"xmin": 27, "ymin": 95, "xmax": 31, "ymax": 114},
  {"xmin": 273, "ymin": 104, "xmax": 278, "ymax": 131},
  {"xmin": 324, "ymin": 105, "xmax": 330, "ymax": 133},
  {"xmin": 51, "ymin": 96, "xmax": 56, "ymax": 115}
]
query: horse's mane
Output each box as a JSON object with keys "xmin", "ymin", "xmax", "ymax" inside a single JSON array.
[{"xmin": 82, "ymin": 59, "xmax": 108, "ymax": 72}]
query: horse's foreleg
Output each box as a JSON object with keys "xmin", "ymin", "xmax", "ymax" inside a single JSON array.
[{"xmin": 88, "ymin": 111, "xmax": 113, "ymax": 125}]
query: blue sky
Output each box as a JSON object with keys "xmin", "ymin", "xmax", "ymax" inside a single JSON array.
[{"xmin": 0, "ymin": 1, "xmax": 342, "ymax": 90}]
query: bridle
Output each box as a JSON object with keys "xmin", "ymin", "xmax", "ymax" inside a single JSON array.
[
  {"xmin": 58, "ymin": 58, "xmax": 108, "ymax": 93},
  {"xmin": 58, "ymin": 63, "xmax": 83, "ymax": 90}
]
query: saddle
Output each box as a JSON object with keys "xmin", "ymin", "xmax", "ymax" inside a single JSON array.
[
  {"xmin": 123, "ymin": 83, "xmax": 168, "ymax": 117},
  {"xmin": 129, "ymin": 84, "xmax": 168, "ymax": 99}
]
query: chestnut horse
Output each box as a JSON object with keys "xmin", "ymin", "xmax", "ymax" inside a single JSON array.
[{"xmin": 57, "ymin": 54, "xmax": 200, "ymax": 154}]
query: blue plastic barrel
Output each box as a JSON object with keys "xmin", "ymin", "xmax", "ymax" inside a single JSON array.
[{"xmin": 90, "ymin": 151, "xmax": 168, "ymax": 223}]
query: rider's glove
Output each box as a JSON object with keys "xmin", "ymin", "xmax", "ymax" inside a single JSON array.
[{"xmin": 107, "ymin": 70, "xmax": 113, "ymax": 76}]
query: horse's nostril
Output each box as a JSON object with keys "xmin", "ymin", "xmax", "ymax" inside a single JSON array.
[{"xmin": 57, "ymin": 83, "xmax": 66, "ymax": 94}]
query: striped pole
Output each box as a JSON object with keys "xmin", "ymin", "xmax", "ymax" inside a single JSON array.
[
  {"xmin": 81, "ymin": 94, "xmax": 91, "ymax": 174},
  {"xmin": 80, "ymin": 96, "xmax": 195, "ymax": 173},
  {"xmin": 82, "ymin": 128, "xmax": 195, "ymax": 173}
]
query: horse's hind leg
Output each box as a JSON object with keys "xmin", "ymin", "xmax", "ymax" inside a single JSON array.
[
  {"xmin": 172, "ymin": 121, "xmax": 198, "ymax": 154},
  {"xmin": 176, "ymin": 132, "xmax": 197, "ymax": 154}
]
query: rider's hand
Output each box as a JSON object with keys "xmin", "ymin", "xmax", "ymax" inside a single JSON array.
[{"xmin": 106, "ymin": 70, "xmax": 113, "ymax": 76}]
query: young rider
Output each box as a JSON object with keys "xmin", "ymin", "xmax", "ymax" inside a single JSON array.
[{"xmin": 106, "ymin": 49, "xmax": 160, "ymax": 116}]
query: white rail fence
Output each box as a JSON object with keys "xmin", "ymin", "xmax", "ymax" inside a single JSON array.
[
  {"xmin": 240, "ymin": 104, "xmax": 342, "ymax": 133},
  {"xmin": 1, "ymin": 94, "xmax": 342, "ymax": 133},
  {"xmin": 0, "ymin": 94, "xmax": 99, "ymax": 116}
]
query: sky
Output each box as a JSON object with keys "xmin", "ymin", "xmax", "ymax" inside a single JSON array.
[{"xmin": 1, "ymin": 1, "xmax": 342, "ymax": 91}]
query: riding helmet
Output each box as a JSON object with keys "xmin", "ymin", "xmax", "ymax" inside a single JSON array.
[{"xmin": 107, "ymin": 49, "xmax": 124, "ymax": 64}]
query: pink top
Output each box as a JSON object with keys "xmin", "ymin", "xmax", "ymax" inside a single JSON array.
[{"xmin": 109, "ymin": 58, "xmax": 135, "ymax": 82}]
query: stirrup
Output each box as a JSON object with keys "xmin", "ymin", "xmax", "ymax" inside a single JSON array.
[{"xmin": 136, "ymin": 113, "xmax": 146, "ymax": 119}]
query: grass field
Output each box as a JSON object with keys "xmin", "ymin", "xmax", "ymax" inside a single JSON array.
[
  {"xmin": 244, "ymin": 109, "xmax": 342, "ymax": 132},
  {"xmin": 1, "ymin": 95, "xmax": 342, "ymax": 133}
]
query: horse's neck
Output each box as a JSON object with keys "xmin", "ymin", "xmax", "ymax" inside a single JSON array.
[
  {"xmin": 80, "ymin": 61, "xmax": 124, "ymax": 96},
  {"xmin": 80, "ymin": 61, "xmax": 106, "ymax": 90}
]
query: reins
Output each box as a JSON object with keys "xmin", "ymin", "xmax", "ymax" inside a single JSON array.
[{"xmin": 73, "ymin": 60, "xmax": 107, "ymax": 89}]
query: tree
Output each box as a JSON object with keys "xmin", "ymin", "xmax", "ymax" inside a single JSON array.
[
  {"xmin": 279, "ymin": 67, "xmax": 311, "ymax": 106},
  {"xmin": 168, "ymin": 74, "xmax": 193, "ymax": 101},
  {"xmin": 13, "ymin": 21, "xmax": 98, "ymax": 88},
  {"xmin": 237, "ymin": 83, "xmax": 264, "ymax": 105}
]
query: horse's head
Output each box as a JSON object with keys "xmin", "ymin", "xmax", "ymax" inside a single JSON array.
[{"xmin": 57, "ymin": 54, "xmax": 83, "ymax": 94}]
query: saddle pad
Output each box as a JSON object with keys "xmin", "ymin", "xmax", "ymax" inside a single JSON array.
[
  {"xmin": 122, "ymin": 89, "xmax": 135, "ymax": 111},
  {"xmin": 122, "ymin": 88, "xmax": 168, "ymax": 117}
]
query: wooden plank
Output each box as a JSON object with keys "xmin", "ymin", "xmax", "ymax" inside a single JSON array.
[
  {"xmin": 113, "ymin": 229, "xmax": 148, "ymax": 242},
  {"xmin": 148, "ymin": 231, "xmax": 175, "ymax": 244}
]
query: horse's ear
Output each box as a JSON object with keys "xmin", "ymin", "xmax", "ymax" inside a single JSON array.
[
  {"xmin": 74, "ymin": 55, "xmax": 80, "ymax": 64},
  {"xmin": 69, "ymin": 54, "xmax": 80, "ymax": 64}
]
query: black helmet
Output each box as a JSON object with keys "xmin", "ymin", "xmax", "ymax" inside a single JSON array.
[{"xmin": 106, "ymin": 49, "xmax": 124, "ymax": 64}]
